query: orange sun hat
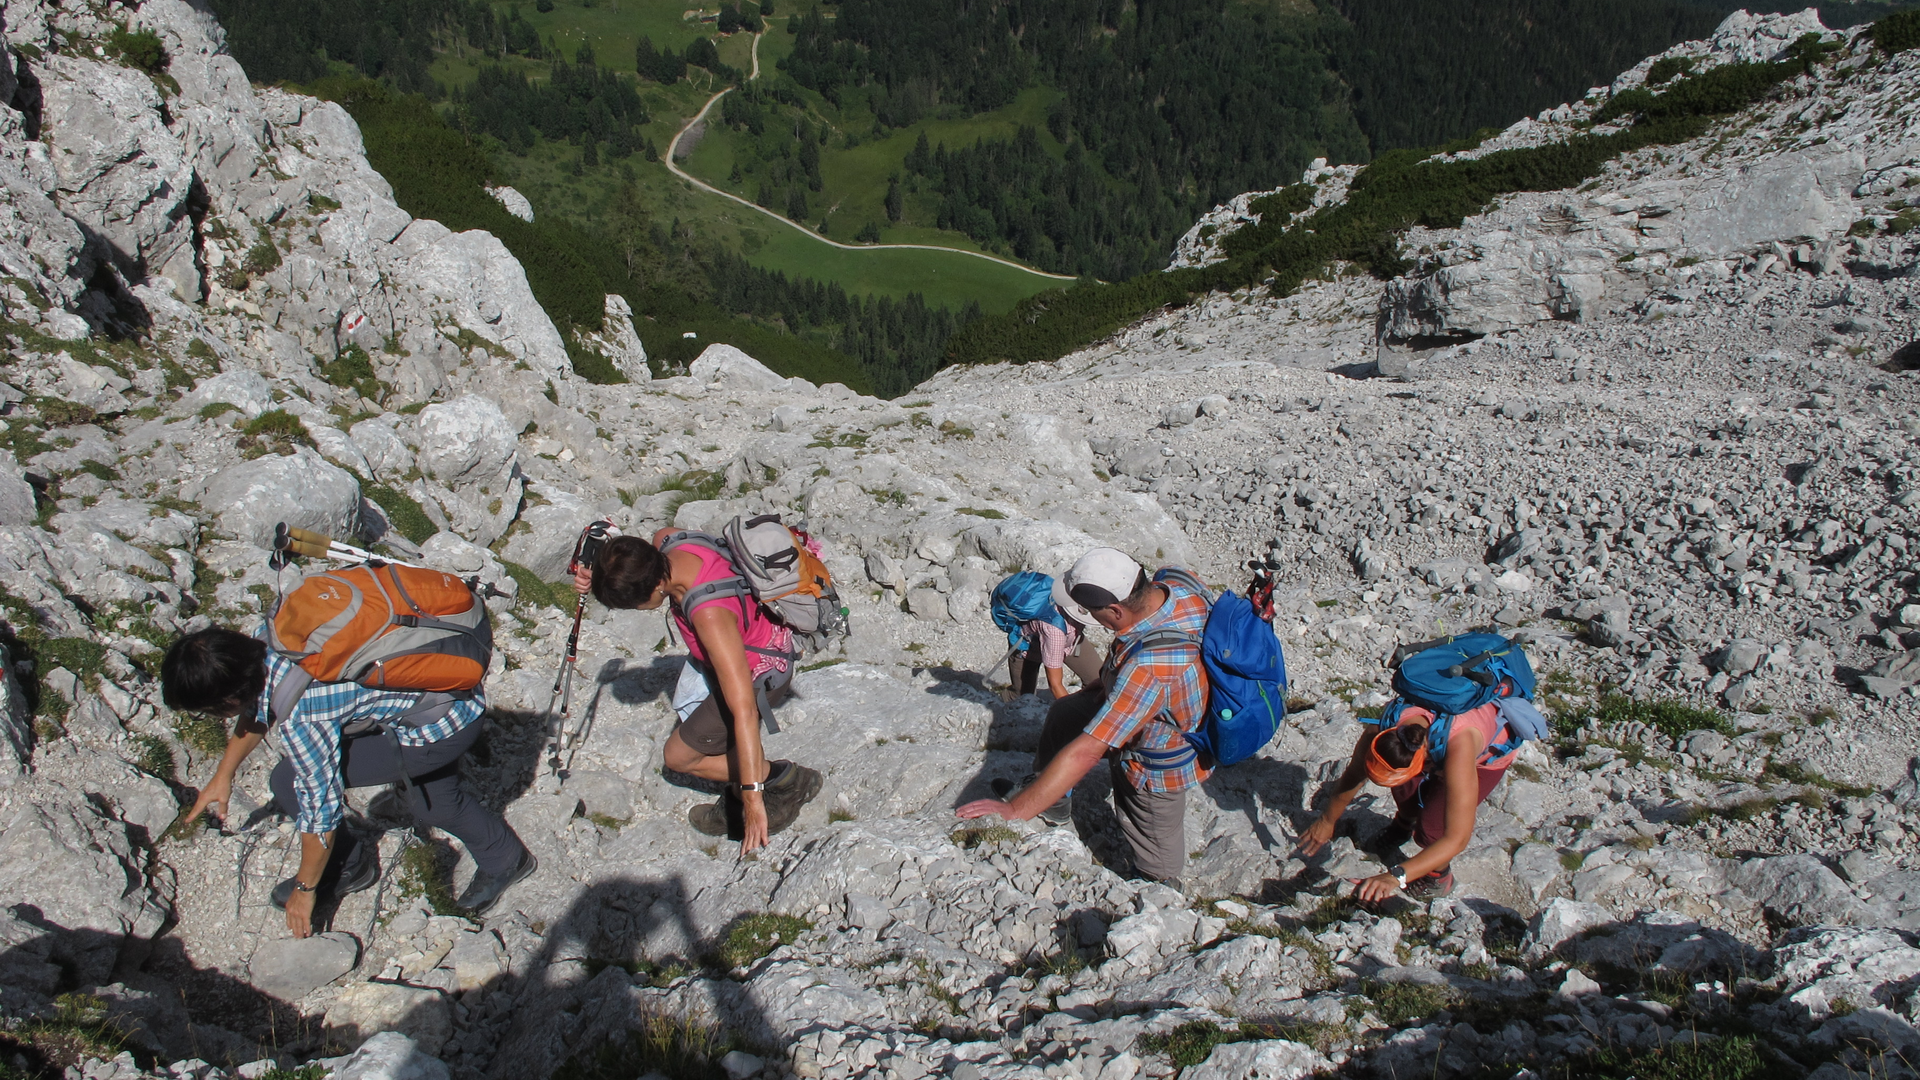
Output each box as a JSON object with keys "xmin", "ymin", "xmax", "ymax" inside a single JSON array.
[{"xmin": 1365, "ymin": 726, "xmax": 1427, "ymax": 787}]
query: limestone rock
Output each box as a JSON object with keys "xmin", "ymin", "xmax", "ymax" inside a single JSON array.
[
  {"xmin": 201, "ymin": 447, "xmax": 362, "ymax": 548},
  {"xmin": 401, "ymin": 222, "xmax": 570, "ymax": 380},
  {"xmin": 485, "ymin": 185, "xmax": 534, "ymax": 222},
  {"xmin": 248, "ymin": 932, "xmax": 360, "ymax": 1001},
  {"xmin": 0, "ymin": 796, "xmax": 171, "ymax": 986},
  {"xmin": 414, "ymin": 395, "xmax": 518, "ymax": 487},
  {"xmin": 325, "ymin": 981, "xmax": 453, "ymax": 1056},
  {"xmin": 572, "ymin": 295, "xmax": 651, "ymax": 383},
  {"xmin": 321, "ymin": 1030, "xmax": 451, "ymax": 1080},
  {"xmin": 690, "ymin": 343, "xmax": 791, "ymax": 392},
  {"xmin": 1733, "ymin": 854, "xmax": 1871, "ymax": 927},
  {"xmin": 0, "ymin": 449, "xmax": 36, "ymax": 527},
  {"xmin": 1181, "ymin": 1039, "xmax": 1329, "ymax": 1080},
  {"xmin": 350, "ymin": 416, "xmax": 416, "ymax": 479},
  {"xmin": 181, "ymin": 370, "xmax": 275, "ymax": 419}
]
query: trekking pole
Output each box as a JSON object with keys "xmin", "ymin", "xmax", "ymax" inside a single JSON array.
[
  {"xmin": 272, "ymin": 523, "xmax": 426, "ymax": 570},
  {"xmin": 546, "ymin": 519, "xmax": 614, "ymax": 776}
]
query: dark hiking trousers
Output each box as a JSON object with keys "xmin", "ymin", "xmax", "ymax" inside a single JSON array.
[
  {"xmin": 269, "ymin": 719, "xmax": 523, "ymax": 876},
  {"xmin": 1032, "ymin": 686, "xmax": 1187, "ymax": 882}
]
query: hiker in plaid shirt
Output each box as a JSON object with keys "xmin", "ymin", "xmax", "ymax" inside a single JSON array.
[
  {"xmin": 959, "ymin": 548, "xmax": 1212, "ymax": 887},
  {"xmin": 165, "ymin": 627, "xmax": 534, "ymax": 937}
]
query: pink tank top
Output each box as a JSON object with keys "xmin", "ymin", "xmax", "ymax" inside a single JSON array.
[
  {"xmin": 672, "ymin": 543, "xmax": 793, "ymax": 679},
  {"xmin": 1395, "ymin": 701, "xmax": 1518, "ymax": 771}
]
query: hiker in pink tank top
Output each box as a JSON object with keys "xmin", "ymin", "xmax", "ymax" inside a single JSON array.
[
  {"xmin": 1297, "ymin": 698, "xmax": 1518, "ymax": 902},
  {"xmin": 574, "ymin": 529, "xmax": 821, "ymax": 855}
]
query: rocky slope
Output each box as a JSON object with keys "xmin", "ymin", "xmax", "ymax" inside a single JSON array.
[{"xmin": 2, "ymin": 4, "xmax": 1920, "ymax": 1080}]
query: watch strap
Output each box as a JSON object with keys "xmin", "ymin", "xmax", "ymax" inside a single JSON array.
[
  {"xmin": 292, "ymin": 879, "xmax": 316, "ymax": 893},
  {"xmin": 1389, "ymin": 864, "xmax": 1408, "ymax": 888},
  {"xmin": 736, "ymin": 780, "xmax": 767, "ymax": 793}
]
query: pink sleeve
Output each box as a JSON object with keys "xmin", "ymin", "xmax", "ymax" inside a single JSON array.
[{"xmin": 1034, "ymin": 622, "xmax": 1069, "ymax": 669}]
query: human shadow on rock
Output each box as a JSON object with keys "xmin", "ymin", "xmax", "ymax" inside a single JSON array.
[
  {"xmin": 412, "ymin": 875, "xmax": 776, "ymax": 1080},
  {"xmin": 1, "ymin": 906, "xmax": 321, "ymax": 1071}
]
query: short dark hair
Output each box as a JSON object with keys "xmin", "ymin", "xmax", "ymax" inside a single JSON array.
[
  {"xmin": 591, "ymin": 535, "xmax": 667, "ymax": 609},
  {"xmin": 162, "ymin": 628, "xmax": 269, "ymax": 714},
  {"xmin": 1374, "ymin": 723, "xmax": 1428, "ymax": 769}
]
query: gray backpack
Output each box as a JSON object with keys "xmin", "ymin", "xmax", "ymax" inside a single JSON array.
[{"xmin": 661, "ymin": 514, "xmax": 847, "ymax": 649}]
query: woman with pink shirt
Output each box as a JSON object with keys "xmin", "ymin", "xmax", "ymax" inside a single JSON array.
[
  {"xmin": 1296, "ymin": 698, "xmax": 1519, "ymax": 901},
  {"xmin": 575, "ymin": 529, "xmax": 822, "ymax": 854}
]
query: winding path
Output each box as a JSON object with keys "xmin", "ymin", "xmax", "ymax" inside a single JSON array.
[{"xmin": 663, "ymin": 32, "xmax": 1079, "ymax": 282}]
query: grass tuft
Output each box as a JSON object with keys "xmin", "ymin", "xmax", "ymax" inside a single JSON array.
[
  {"xmin": 950, "ymin": 824, "xmax": 1020, "ymax": 849},
  {"xmin": 712, "ymin": 913, "xmax": 812, "ymax": 970}
]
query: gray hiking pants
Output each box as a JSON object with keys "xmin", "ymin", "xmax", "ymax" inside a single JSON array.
[
  {"xmin": 269, "ymin": 719, "xmax": 523, "ymax": 876},
  {"xmin": 1033, "ymin": 687, "xmax": 1187, "ymax": 883}
]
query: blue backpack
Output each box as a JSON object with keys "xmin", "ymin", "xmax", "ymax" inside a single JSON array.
[
  {"xmin": 1132, "ymin": 569, "xmax": 1289, "ymax": 768},
  {"xmin": 990, "ymin": 571, "xmax": 1067, "ymax": 648},
  {"xmin": 1380, "ymin": 633, "xmax": 1548, "ymax": 763}
]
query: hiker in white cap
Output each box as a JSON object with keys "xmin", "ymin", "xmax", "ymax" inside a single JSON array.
[{"xmin": 958, "ymin": 547, "xmax": 1212, "ymax": 888}]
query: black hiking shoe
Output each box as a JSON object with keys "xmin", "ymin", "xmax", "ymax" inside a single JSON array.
[
  {"xmin": 456, "ymin": 846, "xmax": 538, "ymax": 916},
  {"xmin": 271, "ymin": 829, "xmax": 379, "ymax": 910},
  {"xmin": 689, "ymin": 762, "xmax": 822, "ymax": 839}
]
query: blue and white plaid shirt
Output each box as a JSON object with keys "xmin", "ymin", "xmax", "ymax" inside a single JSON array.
[{"xmin": 260, "ymin": 651, "xmax": 485, "ymax": 835}]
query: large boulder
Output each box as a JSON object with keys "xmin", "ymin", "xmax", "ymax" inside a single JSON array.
[
  {"xmin": 248, "ymin": 932, "xmax": 361, "ymax": 1001},
  {"xmin": 325, "ymin": 981, "xmax": 454, "ymax": 1056},
  {"xmin": 318, "ymin": 1030, "xmax": 451, "ymax": 1080},
  {"xmin": 181, "ymin": 370, "xmax": 275, "ymax": 419},
  {"xmin": 414, "ymin": 395, "xmax": 517, "ymax": 487},
  {"xmin": 37, "ymin": 55, "xmax": 198, "ymax": 297},
  {"xmin": 202, "ymin": 447, "xmax": 362, "ymax": 548},
  {"xmin": 499, "ymin": 487, "xmax": 594, "ymax": 581},
  {"xmin": 0, "ymin": 449, "xmax": 36, "ymax": 526},
  {"xmin": 1732, "ymin": 854, "xmax": 1871, "ymax": 927},
  {"xmin": 349, "ymin": 415, "xmax": 415, "ymax": 479},
  {"xmin": 689, "ymin": 343, "xmax": 790, "ymax": 392},
  {"xmin": 0, "ymin": 797, "xmax": 172, "ymax": 986},
  {"xmin": 400, "ymin": 221, "xmax": 570, "ymax": 380},
  {"xmin": 573, "ymin": 294, "xmax": 651, "ymax": 383}
]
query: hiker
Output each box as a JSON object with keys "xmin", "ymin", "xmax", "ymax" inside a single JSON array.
[
  {"xmin": 166, "ymin": 627, "xmax": 535, "ymax": 937},
  {"xmin": 958, "ymin": 548, "xmax": 1210, "ymax": 887},
  {"xmin": 574, "ymin": 528, "xmax": 824, "ymax": 854},
  {"xmin": 994, "ymin": 572, "xmax": 1103, "ymax": 699},
  {"xmin": 1295, "ymin": 694, "xmax": 1522, "ymax": 902}
]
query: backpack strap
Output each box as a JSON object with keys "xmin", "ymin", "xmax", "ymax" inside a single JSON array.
[
  {"xmin": 379, "ymin": 564, "xmax": 490, "ymax": 645},
  {"xmin": 662, "ymin": 531, "xmax": 756, "ymax": 619}
]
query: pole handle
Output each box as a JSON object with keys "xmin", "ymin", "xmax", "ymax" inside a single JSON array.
[{"xmin": 287, "ymin": 535, "xmax": 332, "ymax": 558}]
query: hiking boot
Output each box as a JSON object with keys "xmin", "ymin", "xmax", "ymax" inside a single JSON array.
[
  {"xmin": 688, "ymin": 792, "xmax": 743, "ymax": 838},
  {"xmin": 1404, "ymin": 870, "xmax": 1455, "ymax": 900},
  {"xmin": 456, "ymin": 846, "xmax": 538, "ymax": 916},
  {"xmin": 990, "ymin": 774, "xmax": 1070, "ymax": 825},
  {"xmin": 763, "ymin": 761, "xmax": 822, "ymax": 835},
  {"xmin": 271, "ymin": 829, "xmax": 379, "ymax": 910},
  {"xmin": 689, "ymin": 762, "xmax": 822, "ymax": 840}
]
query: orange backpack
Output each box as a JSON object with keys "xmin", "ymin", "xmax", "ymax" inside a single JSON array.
[{"xmin": 267, "ymin": 563, "xmax": 493, "ymax": 693}]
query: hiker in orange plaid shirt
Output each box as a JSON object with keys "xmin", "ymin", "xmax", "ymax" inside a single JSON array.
[{"xmin": 958, "ymin": 548, "xmax": 1211, "ymax": 888}]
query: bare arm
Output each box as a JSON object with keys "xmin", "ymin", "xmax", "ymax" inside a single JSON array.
[
  {"xmin": 957, "ymin": 732, "xmax": 1107, "ymax": 821},
  {"xmin": 1295, "ymin": 726, "xmax": 1378, "ymax": 856},
  {"xmin": 285, "ymin": 829, "xmax": 334, "ymax": 937},
  {"xmin": 186, "ymin": 720, "xmax": 267, "ymax": 826},
  {"xmin": 690, "ymin": 604, "xmax": 772, "ymax": 854}
]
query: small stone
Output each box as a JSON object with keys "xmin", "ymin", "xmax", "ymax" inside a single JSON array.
[
  {"xmin": 721, "ymin": 1050, "xmax": 766, "ymax": 1080},
  {"xmin": 1557, "ymin": 969, "xmax": 1603, "ymax": 998}
]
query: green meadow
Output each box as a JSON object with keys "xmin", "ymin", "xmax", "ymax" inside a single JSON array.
[{"xmin": 427, "ymin": 0, "xmax": 1064, "ymax": 314}]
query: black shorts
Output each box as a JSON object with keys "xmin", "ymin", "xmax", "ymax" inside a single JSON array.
[{"xmin": 677, "ymin": 667, "xmax": 793, "ymax": 756}]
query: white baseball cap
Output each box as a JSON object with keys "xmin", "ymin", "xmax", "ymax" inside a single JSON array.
[
  {"xmin": 1051, "ymin": 574, "xmax": 1091, "ymax": 626},
  {"xmin": 1063, "ymin": 547, "xmax": 1145, "ymax": 611}
]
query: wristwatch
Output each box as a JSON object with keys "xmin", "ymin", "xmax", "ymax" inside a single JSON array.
[
  {"xmin": 735, "ymin": 780, "xmax": 768, "ymax": 793},
  {"xmin": 291, "ymin": 879, "xmax": 317, "ymax": 894},
  {"xmin": 1389, "ymin": 864, "xmax": 1409, "ymax": 889}
]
